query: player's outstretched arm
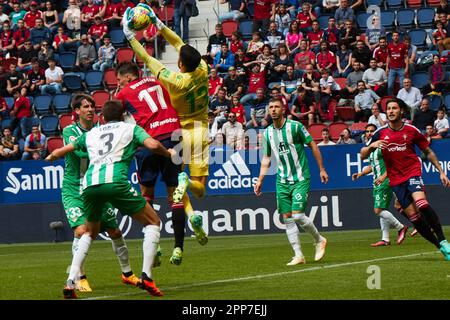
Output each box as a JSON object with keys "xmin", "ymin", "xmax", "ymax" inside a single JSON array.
[
  {"xmin": 423, "ymin": 147, "xmax": 450, "ymax": 187},
  {"xmin": 352, "ymin": 165, "xmax": 372, "ymax": 181},
  {"xmin": 254, "ymin": 155, "xmax": 271, "ymax": 197},
  {"xmin": 143, "ymin": 137, "xmax": 174, "ymax": 159},
  {"xmin": 308, "ymin": 140, "xmax": 328, "ymax": 184},
  {"xmin": 360, "ymin": 140, "xmax": 386, "ymax": 160},
  {"xmin": 45, "ymin": 144, "xmax": 75, "ymax": 162}
]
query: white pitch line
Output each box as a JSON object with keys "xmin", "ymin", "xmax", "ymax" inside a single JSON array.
[{"xmin": 82, "ymin": 250, "xmax": 438, "ymax": 300}]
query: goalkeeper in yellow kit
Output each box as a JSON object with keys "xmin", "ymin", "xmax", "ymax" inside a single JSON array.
[{"xmin": 122, "ymin": 4, "xmax": 209, "ymax": 264}]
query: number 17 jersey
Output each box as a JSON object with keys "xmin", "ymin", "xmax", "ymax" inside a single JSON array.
[{"xmin": 115, "ymin": 77, "xmax": 181, "ymax": 139}]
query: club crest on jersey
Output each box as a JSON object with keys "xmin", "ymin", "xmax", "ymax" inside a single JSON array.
[
  {"xmin": 278, "ymin": 141, "xmax": 289, "ymax": 155},
  {"xmin": 403, "ymin": 134, "xmax": 408, "ymax": 141},
  {"xmin": 69, "ymin": 136, "xmax": 76, "ymax": 142}
]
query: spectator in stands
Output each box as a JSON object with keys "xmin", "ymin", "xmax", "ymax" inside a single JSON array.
[
  {"xmin": 265, "ymin": 21, "xmax": 285, "ymax": 51},
  {"xmin": 425, "ymin": 124, "xmax": 441, "ymax": 141},
  {"xmin": 92, "ymin": 34, "xmax": 115, "ymax": 72},
  {"xmin": 207, "ymin": 111, "xmax": 219, "ymax": 144},
  {"xmin": 37, "ymin": 40, "xmax": 54, "ymax": 69},
  {"xmin": 334, "ymin": 0, "xmax": 354, "ymax": 29},
  {"xmin": 23, "ymin": 1, "xmax": 43, "ymax": 29},
  {"xmin": 321, "ymin": 0, "xmax": 340, "ymax": 14},
  {"xmin": 294, "ymin": 39, "xmax": 314, "ymax": 72},
  {"xmin": 88, "ymin": 15, "xmax": 108, "ymax": 50},
  {"xmin": 223, "ymin": 66, "xmax": 244, "ymax": 99},
  {"xmin": 207, "ymin": 23, "xmax": 227, "ymax": 61},
  {"xmin": 63, "ymin": 0, "xmax": 81, "ymax": 38},
  {"xmin": 30, "ymin": 18, "xmax": 51, "ymax": 50},
  {"xmin": 230, "ymin": 94, "xmax": 246, "ymax": 126},
  {"xmin": 364, "ymin": 15, "xmax": 385, "ymax": 52},
  {"xmin": 434, "ymin": 109, "xmax": 449, "ymax": 138},
  {"xmin": 336, "ymin": 128, "xmax": 356, "ymax": 144},
  {"xmin": 18, "ymin": 39, "xmax": 38, "ymax": 72},
  {"xmin": 286, "ymin": 20, "xmax": 302, "ymax": 55},
  {"xmin": 0, "ymin": 95, "xmax": 8, "ymax": 120},
  {"xmin": 396, "ymin": 78, "xmax": 422, "ymax": 120},
  {"xmin": 362, "ymin": 58, "xmax": 387, "ymax": 97},
  {"xmin": 335, "ymin": 40, "xmax": 352, "ymax": 78},
  {"xmin": 349, "ymin": 0, "xmax": 364, "ymax": 13},
  {"xmin": 302, "ymin": 63, "xmax": 320, "ymax": 107},
  {"xmin": 208, "ymin": 68, "xmax": 223, "ymax": 100},
  {"xmin": 436, "ymin": 13, "xmax": 450, "ymax": 53},
  {"xmin": 75, "ymin": 34, "xmax": 96, "ymax": 72},
  {"xmin": 413, "ymin": 98, "xmax": 437, "ymax": 134},
  {"xmin": 211, "ymin": 132, "xmax": 230, "ymax": 151},
  {"xmin": 0, "ymin": 127, "xmax": 20, "ymax": 160},
  {"xmin": 52, "ymin": 25, "xmax": 78, "ymax": 53},
  {"xmin": 0, "ymin": 4, "xmax": 9, "ymax": 24},
  {"xmin": 6, "ymin": 62, "xmax": 24, "ymax": 96},
  {"xmin": 41, "ymin": 57, "xmax": 63, "ymax": 94},
  {"xmin": 115, "ymin": 0, "xmax": 135, "ymax": 24},
  {"xmin": 218, "ymin": 0, "xmax": 246, "ymax": 22},
  {"xmin": 323, "ymin": 17, "xmax": 340, "ymax": 53},
  {"xmin": 386, "ymin": 31, "xmax": 408, "ymax": 95},
  {"xmin": 10, "ymin": 87, "xmax": 32, "ymax": 139},
  {"xmin": 373, "ymin": 36, "xmax": 388, "ymax": 70},
  {"xmin": 317, "ymin": 128, "xmax": 336, "ymax": 146},
  {"xmin": 307, "ymin": 20, "xmax": 324, "ymax": 54},
  {"xmin": 0, "ymin": 21, "xmax": 14, "ymax": 59},
  {"xmin": 424, "ymin": 55, "xmax": 447, "ymax": 95},
  {"xmin": 351, "ymin": 40, "xmax": 371, "ymax": 70},
  {"xmin": 252, "ymin": 0, "xmax": 275, "ymax": 35},
  {"xmin": 98, "ymin": 0, "xmax": 119, "ymax": 30},
  {"xmin": 368, "ymin": 104, "xmax": 387, "ymax": 128},
  {"xmin": 272, "ymin": 43, "xmax": 292, "ymax": 82},
  {"xmin": 25, "ymin": 59, "xmax": 45, "ymax": 96},
  {"xmin": 240, "ymin": 62, "xmax": 266, "ymax": 106},
  {"xmin": 280, "ymin": 64, "xmax": 301, "ymax": 107},
  {"xmin": 339, "ymin": 20, "xmax": 358, "ymax": 49},
  {"xmin": 319, "ymin": 68, "xmax": 340, "ymax": 114},
  {"xmin": 81, "ymin": 0, "xmax": 101, "ymax": 34},
  {"xmin": 22, "ymin": 125, "xmax": 47, "ymax": 160},
  {"xmin": 43, "ymin": 1, "xmax": 59, "ymax": 35},
  {"xmin": 13, "ymin": 19, "xmax": 30, "ymax": 51},
  {"xmin": 436, "ymin": 0, "xmax": 450, "ymax": 20},
  {"xmin": 274, "ymin": 4, "xmax": 291, "ymax": 36},
  {"xmin": 214, "ymin": 43, "xmax": 235, "ymax": 73},
  {"xmin": 221, "ymin": 111, "xmax": 244, "ymax": 150},
  {"xmin": 247, "ymin": 88, "xmax": 269, "ymax": 129},
  {"xmin": 290, "ymin": 87, "xmax": 315, "ymax": 126},
  {"xmin": 209, "ymin": 87, "xmax": 231, "ymax": 127},
  {"xmin": 354, "ymin": 80, "xmax": 380, "ymax": 123},
  {"xmin": 229, "ymin": 31, "xmax": 244, "ymax": 54},
  {"xmin": 296, "ymin": 2, "xmax": 316, "ymax": 36},
  {"xmin": 0, "ymin": 64, "xmax": 7, "ymax": 97},
  {"xmin": 233, "ymin": 47, "xmax": 247, "ymax": 77},
  {"xmin": 432, "ymin": 20, "xmax": 447, "ymax": 52},
  {"xmin": 246, "ymin": 31, "xmax": 264, "ymax": 59},
  {"xmin": 403, "ymin": 35, "xmax": 417, "ymax": 77},
  {"xmin": 316, "ymin": 41, "xmax": 336, "ymax": 74},
  {"xmin": 256, "ymin": 44, "xmax": 274, "ymax": 73},
  {"xmin": 9, "ymin": 3, "xmax": 26, "ymax": 29}
]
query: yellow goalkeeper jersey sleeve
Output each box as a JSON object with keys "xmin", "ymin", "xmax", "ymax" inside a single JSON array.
[{"xmin": 129, "ymin": 27, "xmax": 209, "ymax": 127}]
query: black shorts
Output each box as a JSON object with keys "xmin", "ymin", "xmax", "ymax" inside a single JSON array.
[
  {"xmin": 391, "ymin": 176, "xmax": 426, "ymax": 209},
  {"xmin": 134, "ymin": 137, "xmax": 181, "ymax": 187}
]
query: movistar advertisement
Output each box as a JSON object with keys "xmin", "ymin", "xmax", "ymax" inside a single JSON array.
[{"xmin": 1, "ymin": 141, "xmax": 449, "ymax": 204}]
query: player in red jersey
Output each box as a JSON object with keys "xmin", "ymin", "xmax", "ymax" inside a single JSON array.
[
  {"xmin": 115, "ymin": 62, "xmax": 187, "ymax": 265},
  {"xmin": 361, "ymin": 98, "xmax": 450, "ymax": 260}
]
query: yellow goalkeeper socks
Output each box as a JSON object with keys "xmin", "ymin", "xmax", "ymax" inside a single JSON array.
[{"xmin": 188, "ymin": 180, "xmax": 206, "ymax": 199}]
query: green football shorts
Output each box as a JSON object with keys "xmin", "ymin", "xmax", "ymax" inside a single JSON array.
[
  {"xmin": 276, "ymin": 179, "xmax": 310, "ymax": 214},
  {"xmin": 62, "ymin": 192, "xmax": 119, "ymax": 230},
  {"xmin": 82, "ymin": 181, "xmax": 146, "ymax": 222},
  {"xmin": 373, "ymin": 183, "xmax": 393, "ymax": 210}
]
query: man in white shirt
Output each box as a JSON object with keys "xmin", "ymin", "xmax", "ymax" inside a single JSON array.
[
  {"xmin": 368, "ymin": 104, "xmax": 387, "ymax": 128},
  {"xmin": 317, "ymin": 128, "xmax": 336, "ymax": 146},
  {"xmin": 434, "ymin": 109, "xmax": 449, "ymax": 138},
  {"xmin": 41, "ymin": 57, "xmax": 64, "ymax": 94},
  {"xmin": 221, "ymin": 112, "xmax": 244, "ymax": 150},
  {"xmin": 396, "ymin": 78, "xmax": 422, "ymax": 121},
  {"xmin": 362, "ymin": 59, "xmax": 387, "ymax": 96}
]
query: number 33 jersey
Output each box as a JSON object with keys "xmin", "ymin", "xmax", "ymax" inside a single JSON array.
[
  {"xmin": 115, "ymin": 76, "xmax": 181, "ymax": 139},
  {"xmin": 72, "ymin": 122, "xmax": 150, "ymax": 190}
]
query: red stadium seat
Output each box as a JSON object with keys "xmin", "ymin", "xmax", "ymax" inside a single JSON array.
[
  {"xmin": 104, "ymin": 68, "xmax": 118, "ymax": 90},
  {"xmin": 380, "ymin": 95, "xmax": 395, "ymax": 113},
  {"xmin": 307, "ymin": 123, "xmax": 328, "ymax": 142},
  {"xmin": 116, "ymin": 47, "xmax": 134, "ymax": 64},
  {"xmin": 328, "ymin": 122, "xmax": 348, "ymax": 141},
  {"xmin": 334, "ymin": 77, "xmax": 347, "ymax": 90},
  {"xmin": 407, "ymin": 0, "xmax": 423, "ymax": 8},
  {"xmin": 59, "ymin": 114, "xmax": 74, "ymax": 130},
  {"xmin": 92, "ymin": 90, "xmax": 110, "ymax": 113},
  {"xmin": 47, "ymin": 137, "xmax": 64, "ymax": 154},
  {"xmin": 136, "ymin": 46, "xmax": 155, "ymax": 67},
  {"xmin": 350, "ymin": 122, "xmax": 368, "ymax": 132},
  {"xmin": 336, "ymin": 107, "xmax": 355, "ymax": 121},
  {"xmin": 222, "ymin": 20, "xmax": 239, "ymax": 38}
]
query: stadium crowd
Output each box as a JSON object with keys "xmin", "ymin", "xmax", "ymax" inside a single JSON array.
[{"xmin": 0, "ymin": 0, "xmax": 450, "ymax": 161}]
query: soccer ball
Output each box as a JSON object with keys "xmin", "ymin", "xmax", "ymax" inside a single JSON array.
[{"xmin": 127, "ymin": 6, "xmax": 152, "ymax": 31}]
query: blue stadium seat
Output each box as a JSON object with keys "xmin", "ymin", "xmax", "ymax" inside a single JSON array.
[
  {"xmin": 246, "ymin": 2, "xmax": 254, "ymax": 18},
  {"xmin": 238, "ymin": 19, "xmax": 253, "ymax": 40},
  {"xmin": 1, "ymin": 118, "xmax": 12, "ymax": 131},
  {"xmin": 385, "ymin": 0, "xmax": 404, "ymax": 10},
  {"xmin": 411, "ymin": 72, "xmax": 429, "ymax": 90},
  {"xmin": 58, "ymin": 52, "xmax": 76, "ymax": 71},
  {"xmin": 417, "ymin": 8, "xmax": 435, "ymax": 29},
  {"xmin": 85, "ymin": 70, "xmax": 104, "ymax": 91},
  {"xmin": 40, "ymin": 115, "xmax": 60, "ymax": 136},
  {"xmin": 33, "ymin": 95, "xmax": 53, "ymax": 116},
  {"xmin": 396, "ymin": 9, "xmax": 416, "ymax": 30},
  {"xmin": 408, "ymin": 29, "xmax": 428, "ymax": 50},
  {"xmin": 366, "ymin": 0, "xmax": 384, "ymax": 6},
  {"xmin": 446, "ymin": 71, "xmax": 450, "ymax": 81},
  {"xmin": 427, "ymin": 94, "xmax": 442, "ymax": 111},
  {"xmin": 380, "ymin": 11, "xmax": 396, "ymax": 31},
  {"xmin": 444, "ymin": 94, "xmax": 450, "ymax": 114},
  {"xmin": 53, "ymin": 93, "xmax": 72, "ymax": 114},
  {"xmin": 356, "ymin": 12, "xmax": 370, "ymax": 32},
  {"xmin": 63, "ymin": 73, "xmax": 84, "ymax": 92},
  {"xmin": 110, "ymin": 29, "xmax": 126, "ymax": 48},
  {"xmin": 4, "ymin": 97, "xmax": 14, "ymax": 110}
]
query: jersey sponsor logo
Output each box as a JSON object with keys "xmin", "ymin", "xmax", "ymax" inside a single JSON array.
[
  {"xmin": 3, "ymin": 165, "xmax": 64, "ymax": 194},
  {"xmin": 278, "ymin": 141, "xmax": 289, "ymax": 155},
  {"xmin": 209, "ymin": 152, "xmax": 258, "ymax": 190},
  {"xmin": 149, "ymin": 117, "xmax": 178, "ymax": 129},
  {"xmin": 386, "ymin": 143, "xmax": 407, "ymax": 152}
]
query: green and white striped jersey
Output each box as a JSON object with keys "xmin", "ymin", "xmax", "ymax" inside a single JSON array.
[
  {"xmin": 62, "ymin": 122, "xmax": 90, "ymax": 196},
  {"xmin": 73, "ymin": 121, "xmax": 150, "ymax": 189},
  {"xmin": 263, "ymin": 119, "xmax": 313, "ymax": 184},
  {"xmin": 368, "ymin": 148, "xmax": 390, "ymax": 188}
]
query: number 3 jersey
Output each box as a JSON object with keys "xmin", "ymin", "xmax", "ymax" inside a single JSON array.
[
  {"xmin": 115, "ymin": 77, "xmax": 181, "ymax": 139},
  {"xmin": 72, "ymin": 122, "xmax": 150, "ymax": 190}
]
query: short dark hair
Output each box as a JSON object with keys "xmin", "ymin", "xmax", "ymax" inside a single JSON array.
[
  {"xmin": 180, "ymin": 44, "xmax": 201, "ymax": 72},
  {"xmin": 116, "ymin": 61, "xmax": 140, "ymax": 78},
  {"xmin": 322, "ymin": 127, "xmax": 329, "ymax": 133},
  {"xmin": 71, "ymin": 93, "xmax": 94, "ymax": 111},
  {"xmin": 365, "ymin": 123, "xmax": 377, "ymax": 131},
  {"xmin": 102, "ymin": 100, "xmax": 124, "ymax": 122},
  {"xmin": 269, "ymin": 97, "xmax": 284, "ymax": 105}
]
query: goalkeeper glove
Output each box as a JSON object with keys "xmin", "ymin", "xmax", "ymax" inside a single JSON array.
[
  {"xmin": 137, "ymin": 3, "xmax": 166, "ymax": 30},
  {"xmin": 122, "ymin": 7, "xmax": 137, "ymax": 41}
]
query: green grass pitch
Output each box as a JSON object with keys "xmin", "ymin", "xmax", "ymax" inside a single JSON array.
[{"xmin": 0, "ymin": 227, "xmax": 449, "ymax": 300}]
